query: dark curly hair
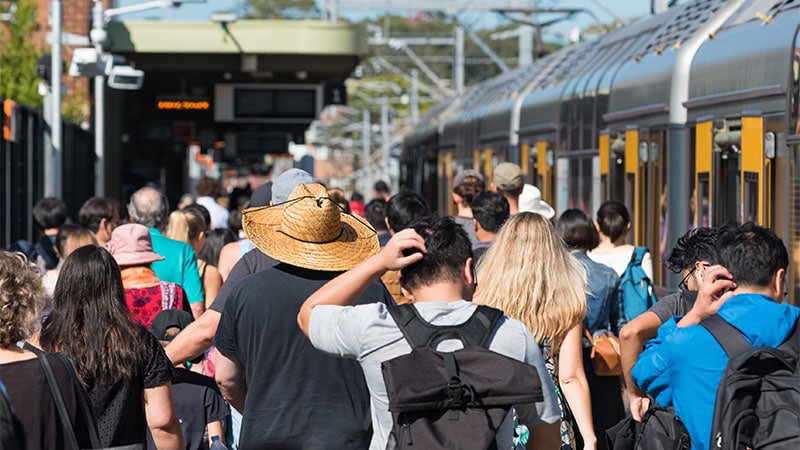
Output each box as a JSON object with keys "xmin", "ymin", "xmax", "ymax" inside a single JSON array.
[
  {"xmin": 0, "ymin": 251, "xmax": 42, "ymax": 347},
  {"xmin": 665, "ymin": 227, "xmax": 719, "ymax": 273}
]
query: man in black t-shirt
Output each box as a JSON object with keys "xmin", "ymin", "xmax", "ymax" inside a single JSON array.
[
  {"xmin": 619, "ymin": 227, "xmax": 718, "ymax": 421},
  {"xmin": 213, "ymin": 183, "xmax": 390, "ymax": 449}
]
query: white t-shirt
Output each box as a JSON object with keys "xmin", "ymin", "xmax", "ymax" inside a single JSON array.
[
  {"xmin": 309, "ymin": 300, "xmax": 561, "ymax": 450},
  {"xmin": 587, "ymin": 245, "xmax": 654, "ymax": 280}
]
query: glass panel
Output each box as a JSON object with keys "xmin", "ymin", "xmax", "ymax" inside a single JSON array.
[
  {"xmin": 790, "ymin": 145, "xmax": 800, "ymax": 305},
  {"xmin": 556, "ymin": 158, "xmax": 570, "ymax": 214},
  {"xmin": 697, "ymin": 173, "xmax": 711, "ymax": 227},
  {"xmin": 593, "ymin": 156, "xmax": 601, "ymax": 216},
  {"xmin": 742, "ymin": 171, "xmax": 759, "ymax": 223},
  {"xmin": 716, "ymin": 150, "xmax": 741, "ymax": 224}
]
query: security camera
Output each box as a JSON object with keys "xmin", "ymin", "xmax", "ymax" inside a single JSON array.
[
  {"xmin": 107, "ymin": 65, "xmax": 144, "ymax": 90},
  {"xmin": 69, "ymin": 48, "xmax": 105, "ymax": 77}
]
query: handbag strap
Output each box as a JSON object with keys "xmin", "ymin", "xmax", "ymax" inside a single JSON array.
[
  {"xmin": 24, "ymin": 343, "xmax": 81, "ymax": 450},
  {"xmin": 583, "ymin": 326, "xmax": 594, "ymax": 343},
  {"xmin": 55, "ymin": 353, "xmax": 102, "ymax": 448}
]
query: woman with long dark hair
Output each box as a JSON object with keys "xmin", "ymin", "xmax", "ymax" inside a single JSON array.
[{"xmin": 40, "ymin": 245, "xmax": 184, "ymax": 449}]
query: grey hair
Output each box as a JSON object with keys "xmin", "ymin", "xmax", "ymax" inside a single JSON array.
[{"xmin": 129, "ymin": 187, "xmax": 169, "ymax": 228}]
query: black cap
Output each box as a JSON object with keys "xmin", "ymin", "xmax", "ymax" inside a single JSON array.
[{"xmin": 151, "ymin": 309, "xmax": 194, "ymax": 342}]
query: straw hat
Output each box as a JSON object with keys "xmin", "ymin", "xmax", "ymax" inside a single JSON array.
[
  {"xmin": 106, "ymin": 223, "xmax": 164, "ymax": 266},
  {"xmin": 242, "ymin": 183, "xmax": 379, "ymax": 271}
]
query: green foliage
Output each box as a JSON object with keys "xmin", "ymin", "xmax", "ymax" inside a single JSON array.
[
  {"xmin": 0, "ymin": 0, "xmax": 43, "ymax": 109},
  {"xmin": 242, "ymin": 0, "xmax": 319, "ymax": 19}
]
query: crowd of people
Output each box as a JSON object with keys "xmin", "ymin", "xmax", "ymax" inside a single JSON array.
[{"xmin": 1, "ymin": 162, "xmax": 798, "ymax": 450}]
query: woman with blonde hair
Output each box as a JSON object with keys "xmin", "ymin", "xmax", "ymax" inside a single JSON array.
[
  {"xmin": 166, "ymin": 208, "xmax": 219, "ymax": 311},
  {"xmin": 475, "ymin": 212, "xmax": 596, "ymax": 450}
]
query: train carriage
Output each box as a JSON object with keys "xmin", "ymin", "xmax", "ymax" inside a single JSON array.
[{"xmin": 401, "ymin": 0, "xmax": 800, "ymax": 302}]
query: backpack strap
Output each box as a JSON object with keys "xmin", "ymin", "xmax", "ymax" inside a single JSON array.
[
  {"xmin": 24, "ymin": 344, "xmax": 81, "ymax": 450},
  {"xmin": 630, "ymin": 246, "xmax": 648, "ymax": 266},
  {"xmin": 387, "ymin": 303, "xmax": 504, "ymax": 349},
  {"xmin": 699, "ymin": 315, "xmax": 751, "ymax": 357}
]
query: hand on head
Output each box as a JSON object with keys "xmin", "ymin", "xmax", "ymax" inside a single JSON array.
[
  {"xmin": 379, "ymin": 228, "xmax": 426, "ymax": 271},
  {"xmin": 680, "ymin": 265, "xmax": 737, "ymax": 326}
]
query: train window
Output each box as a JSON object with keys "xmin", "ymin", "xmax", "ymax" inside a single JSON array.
[
  {"xmin": 742, "ymin": 171, "xmax": 759, "ymax": 222},
  {"xmin": 790, "ymin": 145, "xmax": 800, "ymax": 305},
  {"xmin": 556, "ymin": 158, "xmax": 569, "ymax": 213},
  {"xmin": 697, "ymin": 173, "xmax": 711, "ymax": 227}
]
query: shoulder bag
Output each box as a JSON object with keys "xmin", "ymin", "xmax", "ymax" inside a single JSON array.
[{"xmin": 584, "ymin": 327, "xmax": 623, "ymax": 377}]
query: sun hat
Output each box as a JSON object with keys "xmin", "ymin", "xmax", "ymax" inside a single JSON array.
[
  {"xmin": 151, "ymin": 309, "xmax": 194, "ymax": 342},
  {"xmin": 453, "ymin": 169, "xmax": 484, "ymax": 189},
  {"xmin": 272, "ymin": 169, "xmax": 317, "ymax": 204},
  {"xmin": 106, "ymin": 223, "xmax": 164, "ymax": 266},
  {"xmin": 242, "ymin": 183, "xmax": 379, "ymax": 271},
  {"xmin": 493, "ymin": 162, "xmax": 524, "ymax": 191},
  {"xmin": 518, "ymin": 184, "xmax": 555, "ymax": 219}
]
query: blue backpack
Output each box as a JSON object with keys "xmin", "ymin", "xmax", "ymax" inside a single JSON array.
[{"xmin": 619, "ymin": 247, "xmax": 658, "ymax": 321}]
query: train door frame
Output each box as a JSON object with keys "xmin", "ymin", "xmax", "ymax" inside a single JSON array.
[
  {"xmin": 522, "ymin": 137, "xmax": 556, "ymax": 208},
  {"xmin": 437, "ymin": 151, "xmax": 455, "ymax": 216},
  {"xmin": 694, "ymin": 115, "xmax": 774, "ymax": 228}
]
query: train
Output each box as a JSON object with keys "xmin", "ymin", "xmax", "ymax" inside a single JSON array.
[{"xmin": 401, "ymin": 0, "xmax": 800, "ymax": 302}]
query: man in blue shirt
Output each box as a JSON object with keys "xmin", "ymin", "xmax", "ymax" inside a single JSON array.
[
  {"xmin": 129, "ymin": 186, "xmax": 205, "ymax": 318},
  {"xmin": 632, "ymin": 222, "xmax": 800, "ymax": 450}
]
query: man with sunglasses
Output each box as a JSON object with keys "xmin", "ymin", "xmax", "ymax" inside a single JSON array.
[{"xmin": 619, "ymin": 227, "xmax": 718, "ymax": 421}]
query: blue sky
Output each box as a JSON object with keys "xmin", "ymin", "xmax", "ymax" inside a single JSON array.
[{"xmin": 114, "ymin": 1, "xmax": 673, "ymax": 40}]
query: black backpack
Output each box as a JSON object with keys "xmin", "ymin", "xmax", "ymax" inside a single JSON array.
[
  {"xmin": 381, "ymin": 303, "xmax": 544, "ymax": 449},
  {"xmin": 700, "ymin": 314, "xmax": 800, "ymax": 450},
  {"xmin": 0, "ymin": 384, "xmax": 24, "ymax": 450},
  {"xmin": 606, "ymin": 404, "xmax": 691, "ymax": 450}
]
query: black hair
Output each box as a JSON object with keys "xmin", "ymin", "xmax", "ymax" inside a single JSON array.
[
  {"xmin": 41, "ymin": 246, "xmax": 146, "ymax": 387},
  {"xmin": 33, "ymin": 197, "xmax": 68, "ymax": 230},
  {"xmin": 364, "ymin": 199, "xmax": 388, "ymax": 231},
  {"xmin": 199, "ymin": 228, "xmax": 237, "ymax": 267},
  {"xmin": 557, "ymin": 209, "xmax": 599, "ymax": 251},
  {"xmin": 717, "ymin": 222, "xmax": 788, "ymax": 287},
  {"xmin": 401, "ymin": 216, "xmax": 472, "ymax": 292},
  {"xmin": 665, "ymin": 227, "xmax": 719, "ymax": 273},
  {"xmin": 386, "ymin": 192, "xmax": 430, "ymax": 232},
  {"xmin": 596, "ymin": 200, "xmax": 631, "ymax": 242},
  {"xmin": 78, "ymin": 197, "xmax": 120, "ymax": 233},
  {"xmin": 453, "ymin": 176, "xmax": 485, "ymax": 207},
  {"xmin": 351, "ymin": 192, "xmax": 364, "ymax": 202},
  {"xmin": 374, "ymin": 180, "xmax": 390, "ymax": 194},
  {"xmin": 471, "ymin": 191, "xmax": 509, "ymax": 233},
  {"xmin": 184, "ymin": 204, "xmax": 211, "ymax": 230},
  {"xmin": 227, "ymin": 209, "xmax": 242, "ymax": 234}
]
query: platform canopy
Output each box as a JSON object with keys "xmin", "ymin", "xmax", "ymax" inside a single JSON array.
[{"xmin": 105, "ymin": 19, "xmax": 368, "ymax": 83}]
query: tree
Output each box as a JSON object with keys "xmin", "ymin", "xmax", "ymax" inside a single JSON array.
[
  {"xmin": 242, "ymin": 0, "xmax": 319, "ymax": 19},
  {"xmin": 0, "ymin": 0, "xmax": 43, "ymax": 109}
]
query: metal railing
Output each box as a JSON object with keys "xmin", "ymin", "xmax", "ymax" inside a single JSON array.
[{"xmin": 1, "ymin": 98, "xmax": 94, "ymax": 248}]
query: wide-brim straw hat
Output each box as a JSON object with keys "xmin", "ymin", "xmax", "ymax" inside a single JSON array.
[{"xmin": 242, "ymin": 183, "xmax": 379, "ymax": 271}]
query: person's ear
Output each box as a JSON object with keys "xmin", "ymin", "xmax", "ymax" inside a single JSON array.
[
  {"xmin": 773, "ymin": 267, "xmax": 787, "ymax": 301},
  {"xmin": 463, "ymin": 257, "xmax": 476, "ymax": 286},
  {"xmin": 473, "ymin": 218, "xmax": 479, "ymax": 233},
  {"xmin": 452, "ymin": 192, "xmax": 460, "ymax": 205}
]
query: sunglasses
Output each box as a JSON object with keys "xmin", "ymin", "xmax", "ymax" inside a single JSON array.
[{"xmin": 679, "ymin": 263, "xmax": 711, "ymax": 291}]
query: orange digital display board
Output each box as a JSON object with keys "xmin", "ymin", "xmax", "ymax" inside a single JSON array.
[{"xmin": 156, "ymin": 97, "xmax": 210, "ymax": 111}]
